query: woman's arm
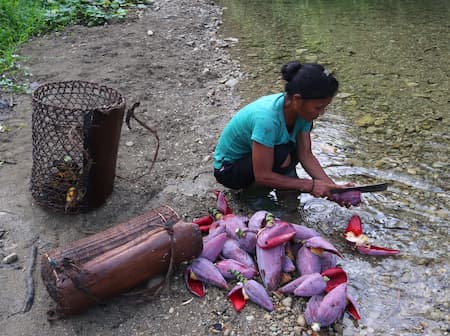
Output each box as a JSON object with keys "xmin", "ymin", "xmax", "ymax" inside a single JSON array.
[
  {"xmin": 296, "ymin": 132, "xmax": 334, "ymax": 184},
  {"xmin": 252, "ymin": 141, "xmax": 314, "ymax": 192},
  {"xmin": 253, "ymin": 140, "xmax": 342, "ymax": 198}
]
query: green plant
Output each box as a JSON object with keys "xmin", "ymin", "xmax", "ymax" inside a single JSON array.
[{"xmin": 0, "ymin": 0, "xmax": 151, "ymax": 91}]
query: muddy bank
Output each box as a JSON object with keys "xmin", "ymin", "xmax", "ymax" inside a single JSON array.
[{"xmin": 0, "ymin": 1, "xmax": 263, "ymax": 335}]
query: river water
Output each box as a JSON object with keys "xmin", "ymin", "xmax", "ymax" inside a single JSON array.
[{"xmin": 217, "ymin": 1, "xmax": 449, "ymax": 335}]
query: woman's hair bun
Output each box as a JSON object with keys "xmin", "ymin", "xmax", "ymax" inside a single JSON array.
[{"xmin": 281, "ymin": 61, "xmax": 302, "ymax": 82}]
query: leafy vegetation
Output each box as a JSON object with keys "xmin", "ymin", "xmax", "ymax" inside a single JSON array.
[{"xmin": 0, "ymin": 0, "xmax": 151, "ymax": 91}]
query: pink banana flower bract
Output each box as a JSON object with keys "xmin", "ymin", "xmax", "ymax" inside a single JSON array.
[{"xmin": 344, "ymin": 215, "xmax": 400, "ymax": 256}]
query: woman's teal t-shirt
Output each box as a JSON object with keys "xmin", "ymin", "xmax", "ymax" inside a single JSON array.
[{"xmin": 213, "ymin": 93, "xmax": 312, "ymax": 169}]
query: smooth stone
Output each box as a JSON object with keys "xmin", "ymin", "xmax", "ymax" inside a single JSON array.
[
  {"xmin": 336, "ymin": 92, "xmax": 352, "ymax": 99},
  {"xmin": 296, "ymin": 48, "xmax": 308, "ymax": 54},
  {"xmin": 225, "ymin": 78, "xmax": 239, "ymax": 88},
  {"xmin": 125, "ymin": 141, "xmax": 134, "ymax": 147},
  {"xmin": 304, "ymin": 55, "xmax": 318, "ymax": 62},
  {"xmin": 366, "ymin": 126, "xmax": 377, "ymax": 133},
  {"xmin": 2, "ymin": 253, "xmax": 18, "ymax": 264},
  {"xmin": 432, "ymin": 161, "xmax": 446, "ymax": 168},
  {"xmin": 281, "ymin": 296, "xmax": 293, "ymax": 308},
  {"xmin": 296, "ymin": 314, "xmax": 306, "ymax": 327},
  {"xmin": 356, "ymin": 114, "xmax": 375, "ymax": 127}
]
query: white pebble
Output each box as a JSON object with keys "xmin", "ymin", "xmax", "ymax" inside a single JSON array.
[
  {"xmin": 125, "ymin": 141, "xmax": 134, "ymax": 147},
  {"xmin": 147, "ymin": 30, "xmax": 154, "ymax": 36},
  {"xmin": 281, "ymin": 296, "xmax": 293, "ymax": 308},
  {"xmin": 2, "ymin": 253, "xmax": 18, "ymax": 264},
  {"xmin": 296, "ymin": 314, "xmax": 306, "ymax": 327}
]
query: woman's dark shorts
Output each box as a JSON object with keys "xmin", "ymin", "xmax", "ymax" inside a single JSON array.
[{"xmin": 214, "ymin": 142, "xmax": 298, "ymax": 190}]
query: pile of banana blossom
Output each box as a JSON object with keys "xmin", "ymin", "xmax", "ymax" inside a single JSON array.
[{"xmin": 187, "ymin": 191, "xmax": 399, "ymax": 330}]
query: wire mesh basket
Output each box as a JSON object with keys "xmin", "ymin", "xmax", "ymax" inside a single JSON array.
[{"xmin": 31, "ymin": 81, "xmax": 125, "ymax": 213}]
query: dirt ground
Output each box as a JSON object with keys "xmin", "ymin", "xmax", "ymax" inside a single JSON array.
[{"xmin": 0, "ymin": 1, "xmax": 314, "ymax": 335}]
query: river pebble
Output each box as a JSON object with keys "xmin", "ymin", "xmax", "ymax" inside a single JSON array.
[
  {"xmin": 281, "ymin": 296, "xmax": 293, "ymax": 308},
  {"xmin": 296, "ymin": 314, "xmax": 306, "ymax": 327},
  {"xmin": 2, "ymin": 253, "xmax": 18, "ymax": 264}
]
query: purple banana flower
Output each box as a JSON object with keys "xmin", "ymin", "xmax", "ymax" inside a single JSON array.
[
  {"xmin": 223, "ymin": 214, "xmax": 249, "ymax": 240},
  {"xmin": 237, "ymin": 229, "xmax": 257, "ymax": 254},
  {"xmin": 279, "ymin": 275, "xmax": 309, "ymax": 295},
  {"xmin": 314, "ymin": 282, "xmax": 348, "ymax": 327},
  {"xmin": 243, "ymin": 279, "xmax": 274, "ymax": 311},
  {"xmin": 332, "ymin": 190, "xmax": 362, "ymax": 206},
  {"xmin": 304, "ymin": 295, "xmax": 324, "ymax": 326},
  {"xmin": 200, "ymin": 232, "xmax": 228, "ymax": 261},
  {"xmin": 185, "ymin": 265, "xmax": 205, "ymax": 297},
  {"xmin": 296, "ymin": 245, "xmax": 322, "ymax": 276},
  {"xmin": 202, "ymin": 221, "xmax": 226, "ymax": 244},
  {"xmin": 190, "ymin": 257, "xmax": 228, "ymax": 289},
  {"xmin": 304, "ymin": 236, "xmax": 344, "ymax": 258},
  {"xmin": 228, "ymin": 278, "xmax": 274, "ymax": 312},
  {"xmin": 320, "ymin": 251, "xmax": 337, "ymax": 272},
  {"xmin": 280, "ymin": 267, "xmax": 347, "ymax": 295},
  {"xmin": 222, "ymin": 239, "xmax": 256, "ymax": 268},
  {"xmin": 293, "ymin": 273, "xmax": 327, "ymax": 297},
  {"xmin": 257, "ymin": 220, "xmax": 296, "ymax": 249},
  {"xmin": 248, "ymin": 210, "xmax": 269, "ymax": 231},
  {"xmin": 290, "ymin": 223, "xmax": 321, "ymax": 241},
  {"xmin": 215, "ymin": 259, "xmax": 257, "ymax": 279},
  {"xmin": 256, "ymin": 244, "xmax": 284, "ymax": 291},
  {"xmin": 282, "ymin": 255, "xmax": 296, "ymax": 273}
]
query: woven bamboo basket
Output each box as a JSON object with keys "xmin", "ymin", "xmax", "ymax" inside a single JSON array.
[{"xmin": 31, "ymin": 81, "xmax": 125, "ymax": 213}]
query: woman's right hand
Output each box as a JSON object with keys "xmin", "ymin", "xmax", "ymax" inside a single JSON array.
[{"xmin": 310, "ymin": 179, "xmax": 341, "ymax": 199}]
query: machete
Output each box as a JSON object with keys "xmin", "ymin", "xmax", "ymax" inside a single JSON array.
[{"xmin": 331, "ymin": 183, "xmax": 388, "ymax": 194}]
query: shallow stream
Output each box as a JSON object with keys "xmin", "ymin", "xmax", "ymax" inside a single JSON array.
[{"xmin": 217, "ymin": 1, "xmax": 449, "ymax": 334}]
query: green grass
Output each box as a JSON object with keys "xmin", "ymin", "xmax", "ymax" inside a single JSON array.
[
  {"xmin": 0, "ymin": 0, "xmax": 47, "ymax": 74},
  {"xmin": 0, "ymin": 0, "xmax": 151, "ymax": 91}
]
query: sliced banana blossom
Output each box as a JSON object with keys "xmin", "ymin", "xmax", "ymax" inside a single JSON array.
[{"xmin": 344, "ymin": 215, "xmax": 400, "ymax": 256}]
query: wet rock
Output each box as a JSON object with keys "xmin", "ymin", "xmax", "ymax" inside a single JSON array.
[
  {"xmin": 356, "ymin": 114, "xmax": 375, "ymax": 127},
  {"xmin": 336, "ymin": 92, "xmax": 352, "ymax": 99},
  {"xmin": 366, "ymin": 126, "xmax": 377, "ymax": 133},
  {"xmin": 2, "ymin": 252, "xmax": 18, "ymax": 264},
  {"xmin": 223, "ymin": 37, "xmax": 239, "ymax": 43},
  {"xmin": 296, "ymin": 48, "xmax": 308, "ymax": 55},
  {"xmin": 374, "ymin": 118, "xmax": 385, "ymax": 126},
  {"xmin": 225, "ymin": 78, "xmax": 239, "ymax": 88},
  {"xmin": 432, "ymin": 161, "xmax": 446, "ymax": 168},
  {"xmin": 304, "ymin": 55, "xmax": 318, "ymax": 63}
]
